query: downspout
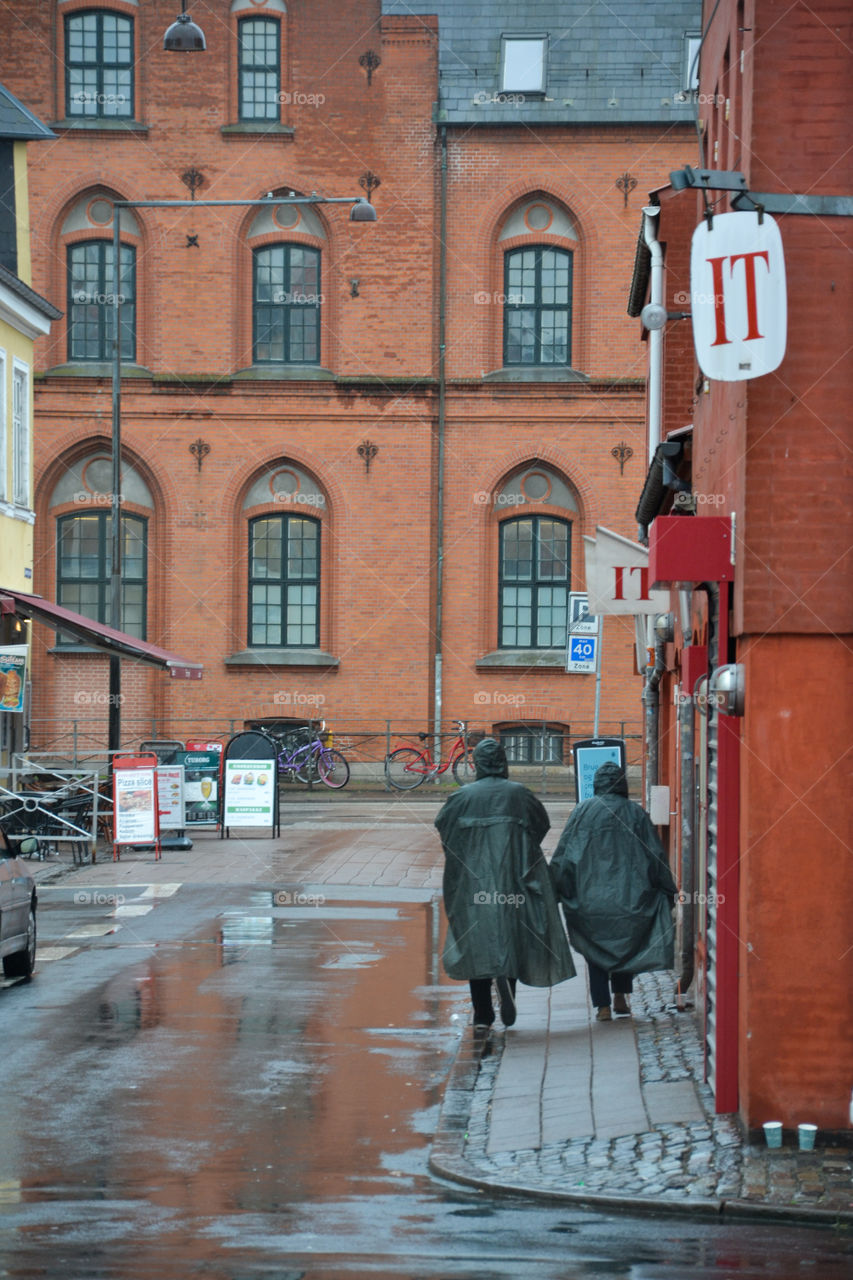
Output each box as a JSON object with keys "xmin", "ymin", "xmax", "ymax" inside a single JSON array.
[
  {"xmin": 677, "ymin": 589, "xmax": 697, "ymax": 996},
  {"xmin": 433, "ymin": 124, "xmax": 448, "ymax": 754},
  {"xmin": 642, "ymin": 206, "xmax": 663, "ymax": 463}
]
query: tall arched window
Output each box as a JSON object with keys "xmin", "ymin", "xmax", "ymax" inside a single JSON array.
[
  {"xmin": 504, "ymin": 246, "xmax": 572, "ymax": 366},
  {"xmin": 499, "ymin": 514, "xmax": 570, "ymax": 648},
  {"xmin": 67, "ymin": 239, "xmax": 135, "ymax": 362},
  {"xmin": 249, "ymin": 514, "xmax": 320, "ymax": 647},
  {"xmin": 57, "ymin": 511, "xmax": 147, "ymax": 638},
  {"xmin": 253, "ymin": 244, "xmax": 321, "ymax": 364}
]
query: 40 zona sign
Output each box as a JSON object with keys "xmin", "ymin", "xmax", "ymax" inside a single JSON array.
[{"xmin": 566, "ymin": 634, "xmax": 597, "ymax": 673}]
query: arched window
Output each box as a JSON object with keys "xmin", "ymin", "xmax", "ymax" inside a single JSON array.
[
  {"xmin": 57, "ymin": 511, "xmax": 147, "ymax": 638},
  {"xmin": 67, "ymin": 239, "xmax": 135, "ymax": 362},
  {"xmin": 65, "ymin": 10, "xmax": 134, "ymax": 119},
  {"xmin": 499, "ymin": 514, "xmax": 570, "ymax": 648},
  {"xmin": 51, "ymin": 451, "xmax": 153, "ymax": 639},
  {"xmin": 504, "ymin": 245, "xmax": 572, "ymax": 366},
  {"xmin": 253, "ymin": 244, "xmax": 321, "ymax": 364},
  {"xmin": 249, "ymin": 514, "xmax": 320, "ymax": 647}
]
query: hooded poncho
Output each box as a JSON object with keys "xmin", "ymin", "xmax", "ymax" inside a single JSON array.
[
  {"xmin": 435, "ymin": 739, "xmax": 575, "ymax": 986},
  {"xmin": 550, "ymin": 761, "xmax": 678, "ymax": 974}
]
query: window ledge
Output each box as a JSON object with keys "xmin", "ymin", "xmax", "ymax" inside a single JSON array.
[
  {"xmin": 49, "ymin": 119, "xmax": 149, "ymax": 135},
  {"xmin": 483, "ymin": 367, "xmax": 590, "ymax": 383},
  {"xmin": 225, "ymin": 649, "xmax": 339, "ymax": 667},
  {"xmin": 41, "ymin": 363, "xmax": 152, "ymax": 379},
  {"xmin": 0, "ymin": 502, "xmax": 35, "ymax": 525},
  {"xmin": 221, "ymin": 123, "xmax": 294, "ymax": 137},
  {"xmin": 233, "ymin": 365, "xmax": 333, "ymax": 381},
  {"xmin": 477, "ymin": 650, "xmax": 567, "ymax": 668}
]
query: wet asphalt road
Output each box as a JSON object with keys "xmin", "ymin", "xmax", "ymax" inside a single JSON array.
[{"xmin": 1, "ymin": 882, "xmax": 851, "ymax": 1279}]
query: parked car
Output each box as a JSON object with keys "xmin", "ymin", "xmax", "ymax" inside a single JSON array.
[{"xmin": 0, "ymin": 822, "xmax": 38, "ymax": 979}]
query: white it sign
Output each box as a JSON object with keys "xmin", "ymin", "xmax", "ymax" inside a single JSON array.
[{"xmin": 690, "ymin": 212, "xmax": 787, "ymax": 382}]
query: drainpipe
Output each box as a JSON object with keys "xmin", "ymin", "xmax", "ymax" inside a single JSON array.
[
  {"xmin": 433, "ymin": 124, "xmax": 448, "ymax": 757},
  {"xmin": 642, "ymin": 206, "xmax": 663, "ymax": 464},
  {"xmin": 677, "ymin": 589, "xmax": 696, "ymax": 996}
]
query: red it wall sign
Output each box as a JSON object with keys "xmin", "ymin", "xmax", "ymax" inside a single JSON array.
[{"xmin": 690, "ymin": 212, "xmax": 787, "ymax": 382}]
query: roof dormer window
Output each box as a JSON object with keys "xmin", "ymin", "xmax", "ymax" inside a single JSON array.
[{"xmin": 500, "ymin": 35, "xmax": 548, "ymax": 95}]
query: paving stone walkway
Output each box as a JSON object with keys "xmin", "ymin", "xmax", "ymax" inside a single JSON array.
[{"xmin": 431, "ymin": 968, "xmax": 853, "ymax": 1223}]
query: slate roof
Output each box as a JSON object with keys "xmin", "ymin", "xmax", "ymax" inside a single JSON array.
[
  {"xmin": 382, "ymin": 0, "xmax": 701, "ymax": 125},
  {"xmin": 0, "ymin": 83, "xmax": 54, "ymax": 140},
  {"xmin": 0, "ymin": 262, "xmax": 62, "ymax": 321}
]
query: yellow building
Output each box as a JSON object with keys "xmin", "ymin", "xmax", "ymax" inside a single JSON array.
[{"xmin": 0, "ymin": 84, "xmax": 60, "ymax": 764}]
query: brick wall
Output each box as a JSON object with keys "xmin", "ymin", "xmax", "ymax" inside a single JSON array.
[{"xmin": 0, "ymin": 0, "xmax": 695, "ymax": 756}]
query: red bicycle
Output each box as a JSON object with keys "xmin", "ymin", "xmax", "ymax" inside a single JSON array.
[{"xmin": 385, "ymin": 720, "xmax": 476, "ymax": 790}]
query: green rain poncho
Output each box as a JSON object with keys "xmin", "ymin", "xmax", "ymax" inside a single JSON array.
[
  {"xmin": 435, "ymin": 739, "xmax": 574, "ymax": 987},
  {"xmin": 550, "ymin": 762, "xmax": 677, "ymax": 975}
]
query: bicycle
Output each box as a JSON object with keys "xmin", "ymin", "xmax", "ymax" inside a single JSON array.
[
  {"xmin": 385, "ymin": 720, "xmax": 476, "ymax": 791},
  {"xmin": 275, "ymin": 723, "xmax": 350, "ymax": 790}
]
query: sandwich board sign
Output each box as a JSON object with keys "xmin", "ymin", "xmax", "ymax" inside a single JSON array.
[
  {"xmin": 572, "ymin": 737, "xmax": 626, "ymax": 804},
  {"xmin": 112, "ymin": 753, "xmax": 161, "ymax": 861}
]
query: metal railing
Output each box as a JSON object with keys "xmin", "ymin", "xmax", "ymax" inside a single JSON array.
[{"xmin": 22, "ymin": 716, "xmax": 643, "ymax": 793}]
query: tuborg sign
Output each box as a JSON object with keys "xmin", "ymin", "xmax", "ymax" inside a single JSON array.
[{"xmin": 690, "ymin": 211, "xmax": 786, "ymax": 382}]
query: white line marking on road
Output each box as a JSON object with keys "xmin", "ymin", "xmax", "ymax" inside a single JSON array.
[
  {"xmin": 66, "ymin": 923, "xmax": 119, "ymax": 938},
  {"xmin": 111, "ymin": 904, "xmax": 153, "ymax": 917},
  {"xmin": 37, "ymin": 946, "xmax": 80, "ymax": 961},
  {"xmin": 139, "ymin": 883, "xmax": 182, "ymax": 898}
]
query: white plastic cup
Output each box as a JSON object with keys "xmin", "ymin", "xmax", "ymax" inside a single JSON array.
[
  {"xmin": 763, "ymin": 1121, "xmax": 783, "ymax": 1148},
  {"xmin": 798, "ymin": 1123, "xmax": 817, "ymax": 1151}
]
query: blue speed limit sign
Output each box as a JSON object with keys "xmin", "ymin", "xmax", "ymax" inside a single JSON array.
[{"xmin": 567, "ymin": 634, "xmax": 597, "ymax": 672}]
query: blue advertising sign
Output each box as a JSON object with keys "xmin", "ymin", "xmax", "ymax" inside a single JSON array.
[{"xmin": 571, "ymin": 737, "xmax": 627, "ymax": 804}]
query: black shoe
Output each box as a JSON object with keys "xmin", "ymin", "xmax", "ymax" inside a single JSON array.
[{"xmin": 496, "ymin": 977, "xmax": 517, "ymax": 1027}]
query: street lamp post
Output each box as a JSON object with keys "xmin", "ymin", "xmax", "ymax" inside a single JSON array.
[{"xmin": 107, "ymin": 194, "xmax": 376, "ymax": 753}]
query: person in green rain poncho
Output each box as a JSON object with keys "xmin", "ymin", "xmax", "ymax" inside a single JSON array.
[
  {"xmin": 435, "ymin": 738, "xmax": 575, "ymax": 1030},
  {"xmin": 550, "ymin": 761, "xmax": 677, "ymax": 1022}
]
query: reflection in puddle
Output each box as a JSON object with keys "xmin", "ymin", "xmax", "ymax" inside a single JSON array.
[{"xmin": 10, "ymin": 898, "xmax": 456, "ymax": 1227}]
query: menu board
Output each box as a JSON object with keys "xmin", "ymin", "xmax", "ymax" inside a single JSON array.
[
  {"xmin": 176, "ymin": 750, "xmax": 221, "ymax": 827},
  {"xmin": 156, "ymin": 765, "xmax": 185, "ymax": 831},
  {"xmin": 223, "ymin": 758, "xmax": 275, "ymax": 828},
  {"xmin": 114, "ymin": 767, "xmax": 158, "ymax": 845}
]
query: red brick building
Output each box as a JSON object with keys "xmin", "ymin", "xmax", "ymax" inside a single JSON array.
[
  {"xmin": 630, "ymin": 0, "xmax": 852, "ymax": 1129},
  {"xmin": 0, "ymin": 0, "xmax": 699, "ymax": 764}
]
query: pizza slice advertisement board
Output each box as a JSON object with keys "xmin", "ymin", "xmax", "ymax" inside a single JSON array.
[{"xmin": 112, "ymin": 754, "xmax": 161, "ymax": 859}]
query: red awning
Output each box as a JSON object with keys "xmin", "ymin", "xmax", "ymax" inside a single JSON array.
[{"xmin": 0, "ymin": 587, "xmax": 203, "ymax": 679}]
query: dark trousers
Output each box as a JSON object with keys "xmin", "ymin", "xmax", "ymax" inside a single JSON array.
[
  {"xmin": 469, "ymin": 977, "xmax": 516, "ymax": 1024},
  {"xmin": 588, "ymin": 963, "xmax": 633, "ymax": 1008}
]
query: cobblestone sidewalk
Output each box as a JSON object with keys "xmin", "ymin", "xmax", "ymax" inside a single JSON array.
[{"xmin": 431, "ymin": 970, "xmax": 853, "ymax": 1224}]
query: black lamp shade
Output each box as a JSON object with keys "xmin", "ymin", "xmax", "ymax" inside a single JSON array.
[
  {"xmin": 350, "ymin": 200, "xmax": 377, "ymax": 222},
  {"xmin": 164, "ymin": 12, "xmax": 206, "ymax": 51}
]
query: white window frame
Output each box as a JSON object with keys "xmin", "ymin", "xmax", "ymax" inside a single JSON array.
[
  {"xmin": 684, "ymin": 34, "xmax": 702, "ymax": 92},
  {"xmin": 0, "ymin": 350, "xmax": 6, "ymax": 503},
  {"xmin": 500, "ymin": 34, "xmax": 548, "ymax": 94},
  {"xmin": 12, "ymin": 359, "xmax": 30, "ymax": 509}
]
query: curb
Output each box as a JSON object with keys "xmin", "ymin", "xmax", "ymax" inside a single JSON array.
[{"xmin": 429, "ymin": 1024, "xmax": 853, "ymax": 1226}]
